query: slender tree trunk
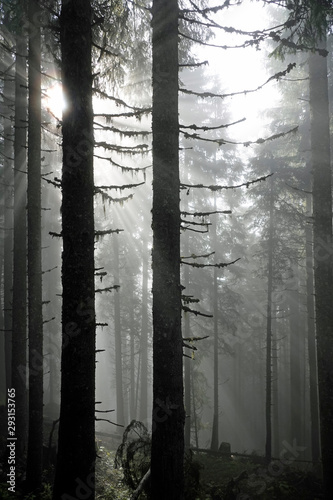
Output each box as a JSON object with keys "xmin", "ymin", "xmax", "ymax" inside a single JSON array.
[
  {"xmin": 113, "ymin": 233, "xmax": 124, "ymax": 429},
  {"xmin": 191, "ymin": 366, "xmax": 199, "ymax": 448},
  {"xmin": 272, "ymin": 304, "xmax": 280, "ymax": 456},
  {"xmin": 183, "ymin": 230, "xmax": 191, "ymax": 448},
  {"xmin": 309, "ymin": 44, "xmax": 333, "ymax": 499},
  {"xmin": 26, "ymin": 0, "xmax": 43, "ymax": 493},
  {"xmin": 151, "ymin": 0, "xmax": 185, "ymax": 498},
  {"xmin": 265, "ymin": 177, "xmax": 274, "ymax": 463},
  {"xmin": 129, "ymin": 285, "xmax": 136, "ymax": 421},
  {"xmin": 12, "ymin": 9, "xmax": 28, "ymax": 462},
  {"xmin": 210, "ymin": 200, "xmax": 219, "ymax": 452},
  {"xmin": 53, "ymin": 1, "xmax": 96, "ymax": 498},
  {"xmin": 305, "ymin": 193, "xmax": 320, "ymax": 463},
  {"xmin": 2, "ymin": 53, "xmax": 14, "ymax": 392},
  {"xmin": 139, "ymin": 238, "xmax": 149, "ymax": 423},
  {"xmin": 288, "ymin": 267, "xmax": 303, "ymax": 447}
]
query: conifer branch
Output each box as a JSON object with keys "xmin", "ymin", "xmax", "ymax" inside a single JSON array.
[
  {"xmin": 180, "ymin": 118, "xmax": 245, "ymax": 131},
  {"xmin": 181, "ymin": 173, "xmax": 273, "ymax": 191},
  {"xmin": 92, "ymin": 88, "xmax": 150, "ymax": 112},
  {"xmin": 95, "ymin": 141, "xmax": 150, "ymax": 155},
  {"xmin": 181, "ymin": 126, "xmax": 298, "ymax": 147},
  {"xmin": 95, "ymin": 229, "xmax": 124, "ymax": 237},
  {"xmin": 182, "ymin": 252, "xmax": 215, "ymax": 259},
  {"xmin": 181, "ymin": 210, "xmax": 232, "ymax": 216},
  {"xmin": 96, "ymin": 182, "xmax": 144, "ymax": 190},
  {"xmin": 182, "ymin": 306, "xmax": 213, "ymax": 318},
  {"xmin": 94, "ymin": 187, "xmax": 134, "ymax": 204},
  {"xmin": 181, "ymin": 257, "xmax": 241, "ymax": 268},
  {"xmin": 93, "ymin": 121, "xmax": 151, "ymax": 137},
  {"xmin": 95, "ymin": 286, "xmax": 121, "ymax": 293},
  {"xmin": 94, "ymin": 109, "xmax": 151, "ymax": 119},
  {"xmin": 180, "ymin": 63, "xmax": 296, "ymax": 100}
]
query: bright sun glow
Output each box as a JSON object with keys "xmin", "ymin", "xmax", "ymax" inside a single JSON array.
[{"xmin": 44, "ymin": 83, "xmax": 67, "ymax": 118}]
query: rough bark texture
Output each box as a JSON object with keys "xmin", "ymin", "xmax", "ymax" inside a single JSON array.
[
  {"xmin": 305, "ymin": 193, "xmax": 320, "ymax": 463},
  {"xmin": 113, "ymin": 233, "xmax": 124, "ymax": 430},
  {"xmin": 12, "ymin": 12, "xmax": 28, "ymax": 461},
  {"xmin": 151, "ymin": 0, "xmax": 185, "ymax": 498},
  {"xmin": 26, "ymin": 0, "xmax": 43, "ymax": 492},
  {"xmin": 2, "ymin": 49, "xmax": 13, "ymax": 391},
  {"xmin": 139, "ymin": 238, "xmax": 149, "ymax": 423},
  {"xmin": 52, "ymin": 1, "xmax": 96, "ymax": 498},
  {"xmin": 309, "ymin": 46, "xmax": 333, "ymax": 499},
  {"xmin": 210, "ymin": 198, "xmax": 219, "ymax": 452}
]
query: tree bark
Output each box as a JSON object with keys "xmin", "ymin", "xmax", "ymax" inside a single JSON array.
[
  {"xmin": 2, "ymin": 49, "xmax": 14, "ymax": 392},
  {"xmin": 309, "ymin": 43, "xmax": 333, "ymax": 499},
  {"xmin": 26, "ymin": 0, "xmax": 43, "ymax": 493},
  {"xmin": 113, "ymin": 233, "xmax": 125, "ymax": 430},
  {"xmin": 288, "ymin": 267, "xmax": 303, "ymax": 447},
  {"xmin": 53, "ymin": 1, "xmax": 96, "ymax": 498},
  {"xmin": 139, "ymin": 238, "xmax": 149, "ymax": 423},
  {"xmin": 305, "ymin": 193, "xmax": 320, "ymax": 463},
  {"xmin": 265, "ymin": 176, "xmax": 274, "ymax": 463},
  {"xmin": 210, "ymin": 199, "xmax": 219, "ymax": 452},
  {"xmin": 151, "ymin": 0, "xmax": 185, "ymax": 498},
  {"xmin": 12, "ymin": 6, "xmax": 28, "ymax": 462}
]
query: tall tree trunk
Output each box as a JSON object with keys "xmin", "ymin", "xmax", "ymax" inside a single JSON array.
[
  {"xmin": 113, "ymin": 233, "xmax": 124, "ymax": 429},
  {"xmin": 309, "ymin": 43, "xmax": 333, "ymax": 499},
  {"xmin": 183, "ymin": 228, "xmax": 191, "ymax": 449},
  {"xmin": 305, "ymin": 193, "xmax": 320, "ymax": 463},
  {"xmin": 272, "ymin": 304, "xmax": 280, "ymax": 456},
  {"xmin": 2, "ymin": 52, "xmax": 14, "ymax": 392},
  {"xmin": 129, "ymin": 284, "xmax": 136, "ymax": 421},
  {"xmin": 288, "ymin": 267, "xmax": 303, "ymax": 447},
  {"xmin": 151, "ymin": 0, "xmax": 185, "ymax": 498},
  {"xmin": 53, "ymin": 1, "xmax": 96, "ymax": 498},
  {"xmin": 210, "ymin": 204, "xmax": 219, "ymax": 452},
  {"xmin": 12, "ymin": 8, "xmax": 28, "ymax": 462},
  {"xmin": 139, "ymin": 238, "xmax": 149, "ymax": 423},
  {"xmin": 265, "ymin": 176, "xmax": 274, "ymax": 463},
  {"xmin": 26, "ymin": 0, "xmax": 43, "ymax": 493}
]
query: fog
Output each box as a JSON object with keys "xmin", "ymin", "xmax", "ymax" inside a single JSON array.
[{"xmin": 0, "ymin": 0, "xmax": 331, "ymax": 498}]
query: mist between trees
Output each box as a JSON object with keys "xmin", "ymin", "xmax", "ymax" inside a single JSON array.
[{"xmin": 1, "ymin": 1, "xmax": 333, "ymax": 499}]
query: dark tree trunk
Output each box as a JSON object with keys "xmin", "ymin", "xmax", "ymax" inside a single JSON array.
[
  {"xmin": 139, "ymin": 238, "xmax": 149, "ymax": 423},
  {"xmin": 113, "ymin": 233, "xmax": 125, "ymax": 429},
  {"xmin": 12, "ymin": 9, "xmax": 28, "ymax": 462},
  {"xmin": 288, "ymin": 266, "xmax": 304, "ymax": 448},
  {"xmin": 210, "ymin": 198, "xmax": 219, "ymax": 452},
  {"xmin": 272, "ymin": 304, "xmax": 280, "ymax": 456},
  {"xmin": 151, "ymin": 0, "xmax": 185, "ymax": 498},
  {"xmin": 53, "ymin": 1, "xmax": 96, "ymax": 498},
  {"xmin": 26, "ymin": 0, "xmax": 43, "ymax": 493},
  {"xmin": 305, "ymin": 193, "xmax": 320, "ymax": 463},
  {"xmin": 309, "ymin": 44, "xmax": 333, "ymax": 499},
  {"xmin": 265, "ymin": 177, "xmax": 274, "ymax": 463},
  {"xmin": 2, "ymin": 49, "xmax": 14, "ymax": 391}
]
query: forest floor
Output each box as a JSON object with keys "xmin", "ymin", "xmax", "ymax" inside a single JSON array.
[{"xmin": 0, "ymin": 434, "xmax": 324, "ymax": 499}]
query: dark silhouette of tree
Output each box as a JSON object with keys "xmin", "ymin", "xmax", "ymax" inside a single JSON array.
[
  {"xmin": 26, "ymin": 0, "xmax": 43, "ymax": 494},
  {"xmin": 309, "ymin": 39, "xmax": 333, "ymax": 500},
  {"xmin": 52, "ymin": 1, "xmax": 96, "ymax": 498},
  {"xmin": 12, "ymin": 0, "xmax": 28, "ymax": 463},
  {"xmin": 151, "ymin": 0, "xmax": 185, "ymax": 498}
]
